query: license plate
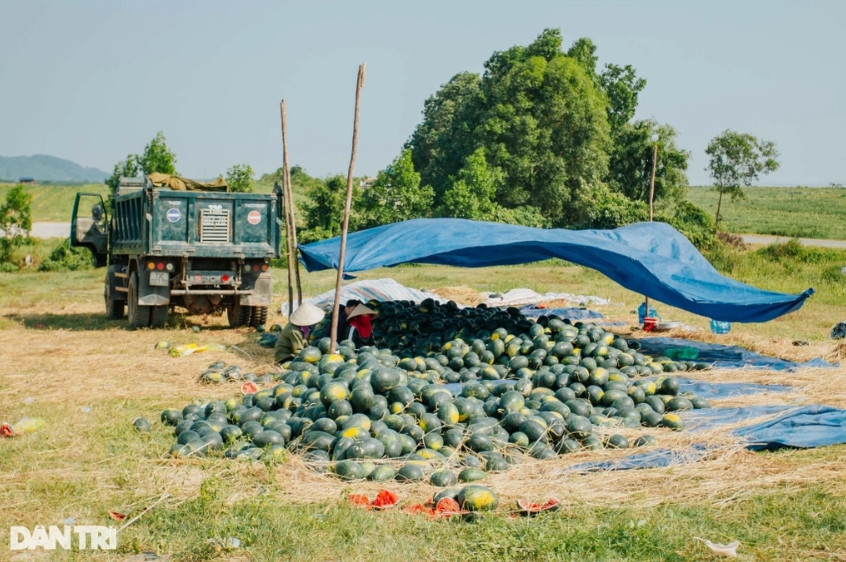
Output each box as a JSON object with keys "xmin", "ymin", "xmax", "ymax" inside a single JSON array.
[{"xmin": 149, "ymin": 271, "xmax": 169, "ymax": 287}]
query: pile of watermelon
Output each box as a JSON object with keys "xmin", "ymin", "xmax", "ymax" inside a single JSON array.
[{"xmin": 160, "ymin": 301, "xmax": 712, "ymax": 485}]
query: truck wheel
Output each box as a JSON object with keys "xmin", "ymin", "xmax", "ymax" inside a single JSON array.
[
  {"xmin": 150, "ymin": 305, "xmax": 168, "ymax": 328},
  {"xmin": 104, "ymin": 278, "xmax": 125, "ymax": 320},
  {"xmin": 249, "ymin": 306, "xmax": 268, "ymax": 328},
  {"xmin": 227, "ymin": 301, "xmax": 252, "ymax": 327},
  {"xmin": 128, "ymin": 271, "xmax": 150, "ymax": 329}
]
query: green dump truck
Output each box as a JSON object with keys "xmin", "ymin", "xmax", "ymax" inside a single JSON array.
[{"xmin": 71, "ymin": 176, "xmax": 282, "ymax": 329}]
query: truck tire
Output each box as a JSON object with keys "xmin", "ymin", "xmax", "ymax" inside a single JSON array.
[
  {"xmin": 227, "ymin": 300, "xmax": 251, "ymax": 327},
  {"xmin": 104, "ymin": 278, "xmax": 125, "ymax": 320},
  {"xmin": 128, "ymin": 271, "xmax": 150, "ymax": 329},
  {"xmin": 249, "ymin": 306, "xmax": 268, "ymax": 328},
  {"xmin": 150, "ymin": 305, "xmax": 169, "ymax": 328}
]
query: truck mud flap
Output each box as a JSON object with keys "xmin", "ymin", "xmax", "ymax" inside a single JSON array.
[
  {"xmin": 138, "ymin": 269, "xmax": 171, "ymax": 306},
  {"xmin": 239, "ymin": 272, "xmax": 272, "ymax": 307}
]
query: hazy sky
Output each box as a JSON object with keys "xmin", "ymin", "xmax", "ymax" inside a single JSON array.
[{"xmin": 1, "ymin": 1, "xmax": 843, "ymax": 186}]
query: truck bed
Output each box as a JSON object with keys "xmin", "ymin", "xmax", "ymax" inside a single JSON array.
[{"xmin": 111, "ymin": 188, "xmax": 280, "ymax": 259}]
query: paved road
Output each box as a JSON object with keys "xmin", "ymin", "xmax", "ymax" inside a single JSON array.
[
  {"xmin": 739, "ymin": 234, "xmax": 846, "ymax": 249},
  {"xmin": 31, "ymin": 222, "xmax": 71, "ymax": 239}
]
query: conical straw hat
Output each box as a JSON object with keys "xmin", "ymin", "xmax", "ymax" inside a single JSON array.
[
  {"xmin": 347, "ymin": 303, "xmax": 377, "ymax": 320},
  {"xmin": 289, "ymin": 303, "xmax": 325, "ymax": 326}
]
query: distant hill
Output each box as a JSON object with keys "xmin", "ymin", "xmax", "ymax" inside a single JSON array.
[{"xmin": 0, "ymin": 155, "xmax": 109, "ymax": 183}]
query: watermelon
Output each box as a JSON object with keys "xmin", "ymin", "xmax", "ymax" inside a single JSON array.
[
  {"xmin": 133, "ymin": 417, "xmax": 152, "ymax": 432},
  {"xmin": 457, "ymin": 485, "xmax": 499, "ymax": 512},
  {"xmin": 396, "ymin": 463, "xmax": 425, "ymax": 482},
  {"xmin": 334, "ymin": 460, "xmax": 366, "ymax": 480},
  {"xmin": 430, "ymin": 469, "xmax": 458, "ymax": 487},
  {"xmin": 516, "ymin": 497, "xmax": 561, "ymax": 515}
]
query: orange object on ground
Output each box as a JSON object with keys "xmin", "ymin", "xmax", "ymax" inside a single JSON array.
[
  {"xmin": 402, "ymin": 497, "xmax": 468, "ymax": 518},
  {"xmin": 371, "ymin": 489, "xmax": 399, "ymax": 509},
  {"xmin": 516, "ymin": 497, "xmax": 561, "ymax": 515},
  {"xmin": 348, "ymin": 489, "xmax": 399, "ymax": 510},
  {"xmin": 348, "ymin": 494, "xmax": 371, "ymax": 508}
]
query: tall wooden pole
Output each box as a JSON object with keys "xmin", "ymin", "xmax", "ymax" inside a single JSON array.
[
  {"xmin": 279, "ymin": 101, "xmax": 295, "ymax": 314},
  {"xmin": 329, "ymin": 63, "xmax": 366, "ymax": 351},
  {"xmin": 644, "ymin": 143, "xmax": 659, "ymax": 323},
  {"xmin": 283, "ymin": 139, "xmax": 303, "ymax": 305},
  {"xmin": 648, "ymin": 143, "xmax": 658, "ymax": 221}
]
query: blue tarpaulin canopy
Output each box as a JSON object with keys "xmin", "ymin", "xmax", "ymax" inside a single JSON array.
[{"xmin": 299, "ymin": 219, "xmax": 813, "ymax": 323}]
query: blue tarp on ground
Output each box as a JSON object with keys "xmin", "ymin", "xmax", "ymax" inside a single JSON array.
[
  {"xmin": 569, "ymin": 444, "xmax": 711, "ymax": 473},
  {"xmin": 682, "ymin": 405, "xmax": 797, "ymax": 431},
  {"xmin": 636, "ymin": 337, "xmax": 836, "ymax": 370},
  {"xmin": 675, "ymin": 378, "xmax": 794, "ymax": 400},
  {"xmin": 519, "ymin": 306, "xmax": 605, "ymax": 320},
  {"xmin": 299, "ymin": 219, "xmax": 813, "ymax": 323},
  {"xmin": 732, "ymin": 405, "xmax": 846, "ymax": 450},
  {"xmin": 569, "ymin": 405, "xmax": 846, "ymax": 471}
]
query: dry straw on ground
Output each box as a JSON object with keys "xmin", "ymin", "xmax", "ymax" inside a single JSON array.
[
  {"xmin": 431, "ymin": 286, "xmax": 486, "ymax": 306},
  {"xmin": 2, "ymin": 294, "xmax": 845, "ymax": 519}
]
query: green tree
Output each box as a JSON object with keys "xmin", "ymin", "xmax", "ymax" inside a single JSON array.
[
  {"xmin": 606, "ymin": 120, "xmax": 689, "ymax": 205},
  {"xmin": 300, "ymin": 175, "xmax": 355, "ymax": 243},
  {"xmin": 0, "ymin": 184, "xmax": 33, "ymax": 265},
  {"xmin": 357, "ymin": 149, "xmax": 434, "ymax": 229},
  {"xmin": 408, "ymin": 28, "xmax": 612, "ymax": 228},
  {"xmin": 104, "ymin": 154, "xmax": 140, "ymax": 195},
  {"xmin": 138, "ymin": 131, "xmax": 177, "ymax": 176},
  {"xmin": 226, "ymin": 163, "xmax": 254, "ymax": 193},
  {"xmin": 407, "ymin": 71, "xmax": 483, "ymax": 202},
  {"xmin": 566, "ymin": 37, "xmax": 599, "ymax": 79},
  {"xmin": 104, "ymin": 131, "xmax": 177, "ymax": 200},
  {"xmin": 600, "ymin": 63, "xmax": 647, "ymax": 135},
  {"xmin": 439, "ymin": 148, "xmax": 502, "ymax": 221},
  {"xmin": 706, "ymin": 130, "xmax": 779, "ymax": 228}
]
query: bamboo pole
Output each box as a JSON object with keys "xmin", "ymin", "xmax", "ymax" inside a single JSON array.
[
  {"xmin": 643, "ymin": 143, "xmax": 659, "ymax": 324},
  {"xmin": 285, "ymin": 161, "xmax": 303, "ymax": 306},
  {"xmin": 329, "ymin": 63, "xmax": 366, "ymax": 351},
  {"xmin": 279, "ymin": 101, "xmax": 295, "ymax": 314},
  {"xmin": 648, "ymin": 144, "xmax": 658, "ymax": 221}
]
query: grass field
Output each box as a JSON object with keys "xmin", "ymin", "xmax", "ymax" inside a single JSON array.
[
  {"xmin": 687, "ymin": 185, "xmax": 846, "ymax": 240},
  {"xmin": 1, "ymin": 243, "xmax": 845, "ymax": 560},
  {"xmin": 0, "ymin": 183, "xmax": 109, "ymax": 223}
]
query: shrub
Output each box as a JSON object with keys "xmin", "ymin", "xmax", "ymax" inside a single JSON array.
[{"xmin": 38, "ymin": 239, "xmax": 95, "ymax": 272}]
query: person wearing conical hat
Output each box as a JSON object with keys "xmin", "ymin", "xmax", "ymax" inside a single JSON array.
[
  {"xmin": 336, "ymin": 299, "xmax": 362, "ymax": 343},
  {"xmin": 345, "ymin": 302, "xmax": 377, "ymax": 347},
  {"xmin": 275, "ymin": 302, "xmax": 325, "ymax": 363}
]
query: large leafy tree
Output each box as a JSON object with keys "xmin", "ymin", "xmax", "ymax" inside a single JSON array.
[
  {"xmin": 408, "ymin": 72, "xmax": 483, "ymax": 202},
  {"xmin": 600, "ymin": 63, "xmax": 646, "ymax": 135},
  {"xmin": 439, "ymin": 148, "xmax": 502, "ymax": 221},
  {"xmin": 606, "ymin": 119, "xmax": 689, "ymax": 205},
  {"xmin": 592, "ymin": 56, "xmax": 689, "ymax": 209},
  {"xmin": 356, "ymin": 149, "xmax": 434, "ymax": 229},
  {"xmin": 706, "ymin": 130, "xmax": 779, "ymax": 227},
  {"xmin": 477, "ymin": 29, "xmax": 613, "ymax": 227},
  {"xmin": 406, "ymin": 29, "xmax": 693, "ymax": 230},
  {"xmin": 300, "ymin": 175, "xmax": 354, "ymax": 243}
]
